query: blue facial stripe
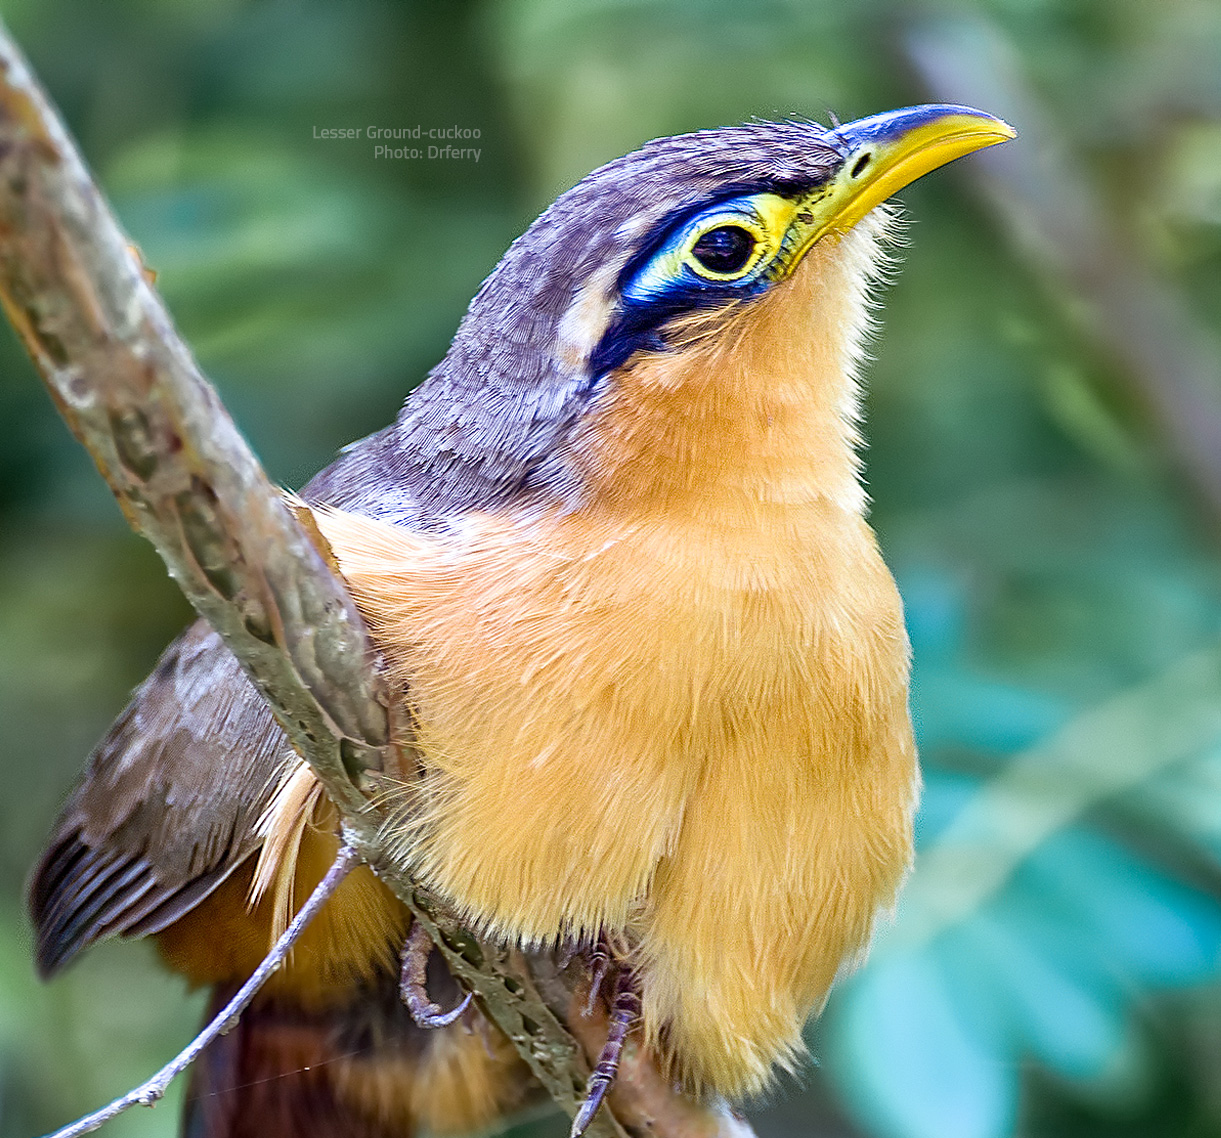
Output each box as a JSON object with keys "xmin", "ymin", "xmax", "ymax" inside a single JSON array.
[
  {"xmin": 590, "ymin": 189, "xmax": 811, "ymax": 381},
  {"xmin": 622, "ymin": 199, "xmax": 772, "ymax": 305}
]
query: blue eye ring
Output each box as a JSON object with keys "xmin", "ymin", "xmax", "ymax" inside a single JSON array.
[
  {"xmin": 595, "ymin": 191, "xmax": 805, "ymax": 379},
  {"xmin": 621, "ymin": 192, "xmax": 798, "ymax": 306}
]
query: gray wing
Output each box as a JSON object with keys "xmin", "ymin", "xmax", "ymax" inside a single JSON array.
[{"xmin": 29, "ymin": 619, "xmax": 297, "ymax": 977}]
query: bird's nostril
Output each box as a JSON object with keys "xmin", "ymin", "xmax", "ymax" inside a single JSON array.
[{"xmin": 851, "ymin": 152, "xmax": 871, "ymax": 178}]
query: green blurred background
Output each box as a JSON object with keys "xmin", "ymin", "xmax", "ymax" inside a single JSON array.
[{"xmin": 3, "ymin": 0, "xmax": 1221, "ymax": 1136}]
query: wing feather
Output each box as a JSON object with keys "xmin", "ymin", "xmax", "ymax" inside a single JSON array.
[{"xmin": 29, "ymin": 620, "xmax": 298, "ymax": 976}]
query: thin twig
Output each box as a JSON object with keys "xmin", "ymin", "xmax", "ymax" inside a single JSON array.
[{"xmin": 43, "ymin": 844, "xmax": 361, "ymax": 1138}]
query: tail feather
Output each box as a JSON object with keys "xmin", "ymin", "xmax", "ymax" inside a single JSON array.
[
  {"xmin": 184, "ymin": 989, "xmax": 401, "ymax": 1138},
  {"xmin": 183, "ymin": 974, "xmax": 535, "ymax": 1138}
]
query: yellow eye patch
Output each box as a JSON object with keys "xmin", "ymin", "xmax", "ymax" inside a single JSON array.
[
  {"xmin": 682, "ymin": 216, "xmax": 766, "ymax": 281},
  {"xmin": 623, "ymin": 192, "xmax": 801, "ymax": 303},
  {"xmin": 680, "ymin": 194, "xmax": 797, "ymax": 282}
]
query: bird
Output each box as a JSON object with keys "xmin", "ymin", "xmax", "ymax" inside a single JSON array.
[{"xmin": 29, "ymin": 105, "xmax": 1014, "ymax": 1138}]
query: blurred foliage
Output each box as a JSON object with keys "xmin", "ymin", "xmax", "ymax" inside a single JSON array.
[{"xmin": 2, "ymin": 1, "xmax": 1221, "ymax": 1137}]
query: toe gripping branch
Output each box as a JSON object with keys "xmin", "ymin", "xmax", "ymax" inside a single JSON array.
[
  {"xmin": 400, "ymin": 921, "xmax": 472, "ymax": 1028},
  {"xmin": 572, "ymin": 950, "xmax": 641, "ymax": 1138},
  {"xmin": 401, "ymin": 921, "xmax": 637, "ymax": 1136}
]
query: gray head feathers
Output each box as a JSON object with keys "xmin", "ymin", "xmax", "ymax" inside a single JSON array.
[{"xmin": 307, "ymin": 121, "xmax": 850, "ymax": 523}]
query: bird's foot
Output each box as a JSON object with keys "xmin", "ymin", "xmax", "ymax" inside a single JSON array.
[
  {"xmin": 571, "ymin": 960, "xmax": 640, "ymax": 1137},
  {"xmin": 582, "ymin": 934, "xmax": 613, "ymax": 1016},
  {"xmin": 399, "ymin": 921, "xmax": 472, "ymax": 1028}
]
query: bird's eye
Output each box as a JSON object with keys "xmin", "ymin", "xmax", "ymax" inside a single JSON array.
[{"xmin": 689, "ymin": 225, "xmax": 757, "ymax": 276}]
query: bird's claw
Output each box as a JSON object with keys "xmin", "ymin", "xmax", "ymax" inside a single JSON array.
[
  {"xmin": 400, "ymin": 921, "xmax": 472, "ymax": 1029},
  {"xmin": 571, "ymin": 966, "xmax": 639, "ymax": 1137}
]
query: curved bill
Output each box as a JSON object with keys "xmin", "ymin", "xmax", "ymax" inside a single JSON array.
[{"xmin": 780, "ymin": 103, "xmax": 1015, "ymax": 271}]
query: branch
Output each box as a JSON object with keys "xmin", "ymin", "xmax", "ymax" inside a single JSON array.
[
  {"xmin": 46, "ymin": 845, "xmax": 361, "ymax": 1138},
  {"xmin": 0, "ymin": 21, "xmax": 750, "ymax": 1138}
]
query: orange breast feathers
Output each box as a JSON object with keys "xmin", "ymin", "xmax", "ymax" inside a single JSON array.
[
  {"xmin": 307, "ymin": 224, "xmax": 919, "ymax": 1098},
  {"xmin": 312, "ymin": 494, "xmax": 914, "ymax": 1096}
]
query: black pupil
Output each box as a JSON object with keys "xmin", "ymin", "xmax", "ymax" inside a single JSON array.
[{"xmin": 691, "ymin": 225, "xmax": 755, "ymax": 274}]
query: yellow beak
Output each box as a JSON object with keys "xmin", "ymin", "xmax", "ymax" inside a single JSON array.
[{"xmin": 782, "ymin": 104, "xmax": 1015, "ymax": 268}]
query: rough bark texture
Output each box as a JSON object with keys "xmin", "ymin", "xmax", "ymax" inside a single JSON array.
[{"xmin": 0, "ymin": 21, "xmax": 752, "ymax": 1138}]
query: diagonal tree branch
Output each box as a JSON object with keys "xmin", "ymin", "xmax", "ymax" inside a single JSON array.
[{"xmin": 0, "ymin": 20, "xmax": 750, "ymax": 1138}]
